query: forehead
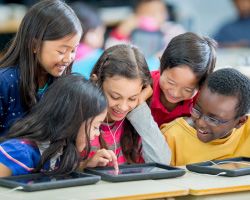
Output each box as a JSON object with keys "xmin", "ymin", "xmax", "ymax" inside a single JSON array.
[
  {"xmin": 42, "ymin": 33, "xmax": 81, "ymax": 49},
  {"xmin": 102, "ymin": 76, "xmax": 143, "ymax": 96},
  {"xmin": 162, "ymin": 65, "xmax": 199, "ymax": 87},
  {"xmin": 197, "ymin": 86, "xmax": 239, "ymax": 118}
]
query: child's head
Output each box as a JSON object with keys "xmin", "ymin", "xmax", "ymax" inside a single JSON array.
[
  {"xmin": 159, "ymin": 32, "xmax": 217, "ymax": 104},
  {"xmin": 8, "ymin": 74, "xmax": 107, "ymax": 174},
  {"xmin": 70, "ymin": 1, "xmax": 105, "ymax": 49},
  {"xmin": 0, "ymin": 0, "xmax": 82, "ymax": 110},
  {"xmin": 233, "ymin": 0, "xmax": 250, "ymax": 18},
  {"xmin": 1, "ymin": 0, "xmax": 82, "ymax": 77},
  {"xmin": 135, "ymin": 0, "xmax": 167, "ymax": 28},
  {"xmin": 91, "ymin": 44, "xmax": 152, "ymax": 122},
  {"xmin": 191, "ymin": 68, "xmax": 250, "ymax": 143}
]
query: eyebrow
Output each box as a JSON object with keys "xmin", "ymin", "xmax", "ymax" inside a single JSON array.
[
  {"xmin": 59, "ymin": 44, "xmax": 79, "ymax": 49},
  {"xmin": 195, "ymin": 102, "xmax": 223, "ymax": 120},
  {"xmin": 110, "ymin": 91, "xmax": 139, "ymax": 98}
]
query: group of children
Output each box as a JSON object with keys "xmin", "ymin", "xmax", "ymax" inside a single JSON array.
[{"xmin": 0, "ymin": 0, "xmax": 250, "ymax": 178}]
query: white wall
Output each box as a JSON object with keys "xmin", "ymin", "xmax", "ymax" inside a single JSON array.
[{"xmin": 166, "ymin": 0, "xmax": 238, "ymax": 37}]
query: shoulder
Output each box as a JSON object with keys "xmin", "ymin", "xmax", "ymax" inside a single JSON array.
[
  {"xmin": 0, "ymin": 66, "xmax": 19, "ymax": 77},
  {"xmin": 0, "ymin": 139, "xmax": 40, "ymax": 175},
  {"xmin": 160, "ymin": 118, "xmax": 187, "ymax": 136},
  {"xmin": 0, "ymin": 66, "xmax": 19, "ymax": 85},
  {"xmin": 151, "ymin": 70, "xmax": 160, "ymax": 78}
]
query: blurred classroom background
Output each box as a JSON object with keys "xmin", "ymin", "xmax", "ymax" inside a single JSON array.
[{"xmin": 0, "ymin": 0, "xmax": 249, "ymax": 77}]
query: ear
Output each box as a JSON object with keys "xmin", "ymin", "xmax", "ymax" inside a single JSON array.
[
  {"xmin": 32, "ymin": 39, "xmax": 38, "ymax": 53},
  {"xmin": 235, "ymin": 115, "xmax": 248, "ymax": 129},
  {"xmin": 90, "ymin": 74, "xmax": 98, "ymax": 83}
]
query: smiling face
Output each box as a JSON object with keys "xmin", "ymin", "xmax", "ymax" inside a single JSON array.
[
  {"xmin": 38, "ymin": 33, "xmax": 81, "ymax": 78},
  {"xmin": 75, "ymin": 109, "xmax": 107, "ymax": 152},
  {"xmin": 102, "ymin": 75, "xmax": 143, "ymax": 122},
  {"xmin": 192, "ymin": 86, "xmax": 243, "ymax": 143},
  {"xmin": 159, "ymin": 65, "xmax": 199, "ymax": 107}
]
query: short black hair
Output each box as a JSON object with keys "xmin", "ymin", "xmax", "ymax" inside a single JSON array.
[{"xmin": 206, "ymin": 68, "xmax": 250, "ymax": 117}]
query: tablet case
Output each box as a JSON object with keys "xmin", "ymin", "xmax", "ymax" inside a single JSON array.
[
  {"xmin": 85, "ymin": 162, "xmax": 186, "ymax": 182},
  {"xmin": 0, "ymin": 172, "xmax": 100, "ymax": 192},
  {"xmin": 186, "ymin": 157, "xmax": 250, "ymax": 177}
]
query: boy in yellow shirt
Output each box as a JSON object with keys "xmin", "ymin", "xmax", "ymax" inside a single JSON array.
[{"xmin": 161, "ymin": 68, "xmax": 250, "ymax": 166}]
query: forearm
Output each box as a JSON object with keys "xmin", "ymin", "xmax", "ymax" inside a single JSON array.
[{"xmin": 127, "ymin": 102, "xmax": 171, "ymax": 164}]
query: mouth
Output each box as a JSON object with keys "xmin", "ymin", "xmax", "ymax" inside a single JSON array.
[
  {"xmin": 166, "ymin": 93, "xmax": 181, "ymax": 103},
  {"xmin": 56, "ymin": 65, "xmax": 67, "ymax": 71},
  {"xmin": 198, "ymin": 129, "xmax": 209, "ymax": 135},
  {"xmin": 110, "ymin": 108, "xmax": 127, "ymax": 118}
]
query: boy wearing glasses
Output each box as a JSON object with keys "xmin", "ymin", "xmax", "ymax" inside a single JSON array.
[{"xmin": 161, "ymin": 68, "xmax": 250, "ymax": 166}]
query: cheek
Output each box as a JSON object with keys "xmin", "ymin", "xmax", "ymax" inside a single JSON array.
[
  {"xmin": 129, "ymin": 100, "xmax": 139, "ymax": 110},
  {"xmin": 107, "ymin": 98, "xmax": 116, "ymax": 109},
  {"xmin": 76, "ymin": 133, "xmax": 86, "ymax": 152},
  {"xmin": 159, "ymin": 79, "xmax": 170, "ymax": 92}
]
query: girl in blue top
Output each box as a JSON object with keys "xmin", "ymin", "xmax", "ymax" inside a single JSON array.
[
  {"xmin": 0, "ymin": 74, "xmax": 109, "ymax": 177},
  {"xmin": 0, "ymin": 0, "xmax": 82, "ymax": 135}
]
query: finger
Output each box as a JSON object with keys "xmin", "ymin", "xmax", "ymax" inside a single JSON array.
[
  {"xmin": 107, "ymin": 150, "xmax": 119, "ymax": 175},
  {"xmin": 97, "ymin": 157, "xmax": 110, "ymax": 166},
  {"xmin": 97, "ymin": 149, "xmax": 113, "ymax": 161}
]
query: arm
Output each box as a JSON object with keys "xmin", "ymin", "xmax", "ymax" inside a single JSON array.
[
  {"xmin": 0, "ymin": 163, "xmax": 12, "ymax": 177},
  {"xmin": 127, "ymin": 102, "xmax": 171, "ymax": 164}
]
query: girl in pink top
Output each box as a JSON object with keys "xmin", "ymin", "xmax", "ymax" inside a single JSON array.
[{"xmin": 83, "ymin": 44, "xmax": 171, "ymax": 169}]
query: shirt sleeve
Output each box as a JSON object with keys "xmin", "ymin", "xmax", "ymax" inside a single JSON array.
[
  {"xmin": 0, "ymin": 139, "xmax": 40, "ymax": 176},
  {"xmin": 127, "ymin": 102, "xmax": 171, "ymax": 164}
]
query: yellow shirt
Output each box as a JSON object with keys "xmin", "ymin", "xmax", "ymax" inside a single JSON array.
[{"xmin": 161, "ymin": 117, "xmax": 250, "ymax": 166}]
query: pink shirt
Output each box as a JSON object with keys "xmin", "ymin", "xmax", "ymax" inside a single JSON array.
[{"xmin": 87, "ymin": 120, "xmax": 144, "ymax": 165}]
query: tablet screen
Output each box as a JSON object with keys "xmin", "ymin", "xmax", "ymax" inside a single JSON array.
[
  {"xmin": 102, "ymin": 166, "xmax": 168, "ymax": 175},
  {"xmin": 12, "ymin": 173, "xmax": 89, "ymax": 184},
  {"xmin": 210, "ymin": 162, "xmax": 250, "ymax": 170}
]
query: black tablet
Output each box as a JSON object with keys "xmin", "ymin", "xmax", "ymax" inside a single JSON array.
[
  {"xmin": 0, "ymin": 172, "xmax": 100, "ymax": 192},
  {"xmin": 186, "ymin": 157, "xmax": 250, "ymax": 177},
  {"xmin": 85, "ymin": 163, "xmax": 186, "ymax": 182}
]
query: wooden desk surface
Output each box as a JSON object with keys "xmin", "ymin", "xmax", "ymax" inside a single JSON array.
[
  {"xmin": 0, "ymin": 179, "xmax": 188, "ymax": 200},
  {"xmin": 2, "ymin": 169, "xmax": 250, "ymax": 199},
  {"xmin": 159, "ymin": 170, "xmax": 250, "ymax": 196}
]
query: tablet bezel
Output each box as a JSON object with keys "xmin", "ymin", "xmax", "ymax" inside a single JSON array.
[
  {"xmin": 85, "ymin": 163, "xmax": 186, "ymax": 182},
  {"xmin": 186, "ymin": 157, "xmax": 250, "ymax": 177},
  {"xmin": 0, "ymin": 172, "xmax": 101, "ymax": 192}
]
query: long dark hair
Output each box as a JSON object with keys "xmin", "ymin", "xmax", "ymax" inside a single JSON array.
[
  {"xmin": 91, "ymin": 44, "xmax": 152, "ymax": 163},
  {"xmin": 0, "ymin": 0, "xmax": 82, "ymax": 111},
  {"xmin": 160, "ymin": 32, "xmax": 217, "ymax": 86},
  {"xmin": 3, "ymin": 74, "xmax": 107, "ymax": 174}
]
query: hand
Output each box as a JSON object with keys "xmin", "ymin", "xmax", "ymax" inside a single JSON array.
[
  {"xmin": 86, "ymin": 149, "xmax": 119, "ymax": 175},
  {"xmin": 138, "ymin": 85, "xmax": 153, "ymax": 105}
]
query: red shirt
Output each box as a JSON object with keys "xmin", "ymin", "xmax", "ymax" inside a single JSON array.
[{"xmin": 150, "ymin": 70, "xmax": 195, "ymax": 127}]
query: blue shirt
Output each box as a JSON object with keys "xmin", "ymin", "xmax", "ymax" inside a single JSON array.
[
  {"xmin": 214, "ymin": 17, "xmax": 250, "ymax": 46},
  {"xmin": 72, "ymin": 49, "xmax": 103, "ymax": 79},
  {"xmin": 0, "ymin": 139, "xmax": 41, "ymax": 175},
  {"xmin": 0, "ymin": 66, "xmax": 52, "ymax": 136}
]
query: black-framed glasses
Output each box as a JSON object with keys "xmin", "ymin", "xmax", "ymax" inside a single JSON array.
[{"xmin": 190, "ymin": 107, "xmax": 235, "ymax": 127}]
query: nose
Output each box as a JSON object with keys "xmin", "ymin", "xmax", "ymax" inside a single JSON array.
[
  {"xmin": 118, "ymin": 100, "xmax": 130, "ymax": 112},
  {"xmin": 172, "ymin": 88, "xmax": 182, "ymax": 98},
  {"xmin": 62, "ymin": 52, "xmax": 73, "ymax": 63},
  {"xmin": 194, "ymin": 116, "xmax": 208, "ymax": 129}
]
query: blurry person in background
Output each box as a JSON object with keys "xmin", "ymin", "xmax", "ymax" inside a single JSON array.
[
  {"xmin": 105, "ymin": 0, "xmax": 186, "ymax": 71},
  {"xmin": 214, "ymin": 0, "xmax": 250, "ymax": 47},
  {"xmin": 71, "ymin": 1, "xmax": 105, "ymax": 79}
]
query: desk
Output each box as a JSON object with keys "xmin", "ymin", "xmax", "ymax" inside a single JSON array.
[
  {"xmin": 0, "ymin": 179, "xmax": 188, "ymax": 200},
  {"xmin": 167, "ymin": 169, "xmax": 250, "ymax": 200}
]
